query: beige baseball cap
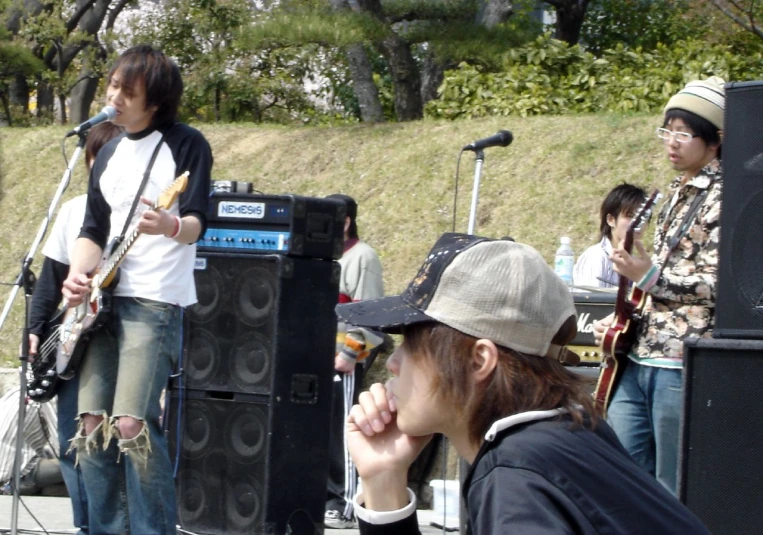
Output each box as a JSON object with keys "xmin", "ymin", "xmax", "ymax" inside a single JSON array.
[{"xmin": 336, "ymin": 233, "xmax": 579, "ymax": 364}]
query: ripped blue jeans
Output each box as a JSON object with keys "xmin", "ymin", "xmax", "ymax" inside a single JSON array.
[{"xmin": 72, "ymin": 296, "xmax": 180, "ymax": 535}]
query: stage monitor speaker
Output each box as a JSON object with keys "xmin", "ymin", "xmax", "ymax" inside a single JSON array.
[
  {"xmin": 179, "ymin": 251, "xmax": 339, "ymax": 394},
  {"xmin": 678, "ymin": 337, "xmax": 763, "ymax": 535},
  {"xmin": 167, "ymin": 389, "xmax": 333, "ymax": 535},
  {"xmin": 715, "ymin": 80, "xmax": 763, "ymax": 338}
]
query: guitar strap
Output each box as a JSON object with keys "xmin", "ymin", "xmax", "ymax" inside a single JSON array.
[
  {"xmin": 656, "ymin": 178, "xmax": 714, "ymax": 276},
  {"xmin": 115, "ymin": 128, "xmax": 171, "ymax": 247}
]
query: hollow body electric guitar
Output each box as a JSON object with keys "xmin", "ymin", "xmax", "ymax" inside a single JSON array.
[
  {"xmin": 56, "ymin": 172, "xmax": 189, "ymax": 380},
  {"xmin": 594, "ymin": 190, "xmax": 662, "ymax": 413}
]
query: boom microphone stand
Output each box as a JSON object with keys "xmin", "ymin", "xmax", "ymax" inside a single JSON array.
[{"xmin": 4, "ymin": 132, "xmax": 87, "ymax": 535}]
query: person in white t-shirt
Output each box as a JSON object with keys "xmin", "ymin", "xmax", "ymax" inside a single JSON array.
[
  {"xmin": 573, "ymin": 183, "xmax": 646, "ymax": 288},
  {"xmin": 61, "ymin": 45, "xmax": 212, "ymax": 534},
  {"xmin": 27, "ymin": 121, "xmax": 123, "ymax": 533}
]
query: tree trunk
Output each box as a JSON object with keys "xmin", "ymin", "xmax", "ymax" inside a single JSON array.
[
  {"xmin": 69, "ymin": 75, "xmax": 99, "ymax": 123},
  {"xmin": 476, "ymin": 0, "xmax": 514, "ymax": 29},
  {"xmin": 1, "ymin": 92, "xmax": 13, "ymax": 126},
  {"xmin": 419, "ymin": 51, "xmax": 447, "ymax": 105},
  {"xmin": 36, "ymin": 82, "xmax": 54, "ymax": 121},
  {"xmin": 212, "ymin": 82, "xmax": 220, "ymax": 123},
  {"xmin": 358, "ymin": 0, "xmax": 423, "ymax": 121},
  {"xmin": 345, "ymin": 43, "xmax": 384, "ymax": 123},
  {"xmin": 328, "ymin": 0, "xmax": 384, "ymax": 122},
  {"xmin": 9, "ymin": 75, "xmax": 30, "ymax": 110},
  {"xmin": 376, "ymin": 35, "xmax": 423, "ymax": 121},
  {"xmin": 550, "ymin": 0, "xmax": 589, "ymax": 44}
]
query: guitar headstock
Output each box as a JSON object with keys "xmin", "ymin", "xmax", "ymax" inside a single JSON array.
[
  {"xmin": 156, "ymin": 171, "xmax": 189, "ymax": 210},
  {"xmin": 623, "ymin": 189, "xmax": 662, "ymax": 252}
]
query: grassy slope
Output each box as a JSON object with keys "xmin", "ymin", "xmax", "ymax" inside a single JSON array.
[{"xmin": 0, "ymin": 114, "xmax": 671, "ymax": 366}]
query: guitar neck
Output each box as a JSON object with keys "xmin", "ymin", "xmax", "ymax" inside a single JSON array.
[{"xmin": 95, "ymin": 202, "xmax": 160, "ymax": 289}]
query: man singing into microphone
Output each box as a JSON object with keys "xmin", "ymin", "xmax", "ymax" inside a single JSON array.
[{"xmin": 62, "ymin": 45, "xmax": 212, "ymax": 534}]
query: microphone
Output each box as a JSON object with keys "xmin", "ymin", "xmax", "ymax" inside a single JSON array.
[
  {"xmin": 66, "ymin": 105, "xmax": 117, "ymax": 137},
  {"xmin": 463, "ymin": 130, "xmax": 513, "ymax": 151}
]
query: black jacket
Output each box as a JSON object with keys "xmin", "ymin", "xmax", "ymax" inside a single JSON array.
[{"xmin": 358, "ymin": 412, "xmax": 709, "ymax": 534}]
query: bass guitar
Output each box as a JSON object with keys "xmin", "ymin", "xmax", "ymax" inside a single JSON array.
[
  {"xmin": 56, "ymin": 172, "xmax": 189, "ymax": 380},
  {"xmin": 594, "ymin": 190, "xmax": 661, "ymax": 413},
  {"xmin": 26, "ymin": 312, "xmax": 64, "ymax": 402}
]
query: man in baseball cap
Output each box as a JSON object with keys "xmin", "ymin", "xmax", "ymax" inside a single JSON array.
[{"xmin": 342, "ymin": 232, "xmax": 709, "ymax": 534}]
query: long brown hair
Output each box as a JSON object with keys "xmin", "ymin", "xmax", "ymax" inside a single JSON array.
[{"xmin": 402, "ymin": 317, "xmax": 600, "ymax": 447}]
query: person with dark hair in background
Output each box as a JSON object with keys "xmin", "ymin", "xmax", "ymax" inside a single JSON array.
[
  {"xmin": 24, "ymin": 121, "xmax": 124, "ymax": 534},
  {"xmin": 574, "ymin": 183, "xmax": 647, "ymax": 288},
  {"xmin": 339, "ymin": 233, "xmax": 710, "ymax": 534},
  {"xmin": 61, "ymin": 45, "xmax": 212, "ymax": 534},
  {"xmin": 323, "ymin": 193, "xmax": 384, "ymax": 529},
  {"xmin": 594, "ymin": 77, "xmax": 724, "ymax": 495}
]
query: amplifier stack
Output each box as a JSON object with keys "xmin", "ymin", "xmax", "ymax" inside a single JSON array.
[
  {"xmin": 677, "ymin": 80, "xmax": 763, "ymax": 535},
  {"xmin": 167, "ymin": 191, "xmax": 343, "ymax": 534}
]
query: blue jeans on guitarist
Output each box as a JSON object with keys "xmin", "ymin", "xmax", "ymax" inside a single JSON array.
[
  {"xmin": 71, "ymin": 296, "xmax": 180, "ymax": 535},
  {"xmin": 606, "ymin": 361, "xmax": 682, "ymax": 494},
  {"xmin": 57, "ymin": 375, "xmax": 89, "ymax": 533}
]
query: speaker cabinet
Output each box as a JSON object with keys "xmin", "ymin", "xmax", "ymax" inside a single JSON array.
[
  {"xmin": 168, "ymin": 251, "xmax": 339, "ymax": 534},
  {"xmin": 167, "ymin": 390, "xmax": 333, "ymax": 534},
  {"xmin": 181, "ymin": 252, "xmax": 339, "ymax": 394},
  {"xmin": 715, "ymin": 81, "xmax": 763, "ymax": 338},
  {"xmin": 679, "ymin": 337, "xmax": 763, "ymax": 535}
]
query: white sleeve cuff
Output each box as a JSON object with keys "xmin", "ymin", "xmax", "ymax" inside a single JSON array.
[{"xmin": 353, "ymin": 487, "xmax": 417, "ymax": 525}]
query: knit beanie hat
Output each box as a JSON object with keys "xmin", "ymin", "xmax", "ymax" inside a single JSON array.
[{"xmin": 664, "ymin": 76, "xmax": 726, "ymax": 130}]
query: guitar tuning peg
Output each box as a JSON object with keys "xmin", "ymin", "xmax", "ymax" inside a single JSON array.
[
  {"xmin": 41, "ymin": 380, "xmax": 50, "ymax": 387},
  {"xmin": 34, "ymin": 389, "xmax": 44, "ymax": 396},
  {"xmin": 46, "ymin": 369, "xmax": 55, "ymax": 376}
]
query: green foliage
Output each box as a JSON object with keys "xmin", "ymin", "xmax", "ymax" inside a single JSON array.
[
  {"xmin": 0, "ymin": 24, "xmax": 45, "ymax": 124},
  {"xmin": 126, "ymin": 0, "xmax": 337, "ymax": 124},
  {"xmin": 427, "ymin": 34, "xmax": 763, "ymax": 120},
  {"xmin": 580, "ymin": 0, "xmax": 702, "ymax": 55}
]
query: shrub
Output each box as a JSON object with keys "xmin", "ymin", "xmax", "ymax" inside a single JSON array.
[{"xmin": 426, "ymin": 35, "xmax": 763, "ymax": 120}]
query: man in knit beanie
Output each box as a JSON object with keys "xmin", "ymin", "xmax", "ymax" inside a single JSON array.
[
  {"xmin": 594, "ymin": 76, "xmax": 725, "ymax": 494},
  {"xmin": 323, "ymin": 193, "xmax": 384, "ymax": 528}
]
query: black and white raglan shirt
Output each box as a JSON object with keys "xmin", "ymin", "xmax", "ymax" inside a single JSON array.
[{"xmin": 80, "ymin": 122, "xmax": 212, "ymax": 307}]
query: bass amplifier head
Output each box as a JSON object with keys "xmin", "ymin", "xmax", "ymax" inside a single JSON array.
[{"xmin": 200, "ymin": 193, "xmax": 345, "ymax": 260}]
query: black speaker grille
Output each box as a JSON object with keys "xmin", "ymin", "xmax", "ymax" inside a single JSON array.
[
  {"xmin": 169, "ymin": 252, "xmax": 338, "ymax": 534},
  {"xmin": 680, "ymin": 337, "xmax": 763, "ymax": 534},
  {"xmin": 185, "ymin": 257, "xmax": 279, "ymax": 393},
  {"xmin": 716, "ymin": 81, "xmax": 763, "ymax": 338}
]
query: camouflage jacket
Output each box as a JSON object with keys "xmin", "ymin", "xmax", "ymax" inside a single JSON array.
[{"xmin": 632, "ymin": 159, "xmax": 722, "ymax": 367}]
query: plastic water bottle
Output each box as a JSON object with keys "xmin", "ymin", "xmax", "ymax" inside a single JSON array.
[{"xmin": 554, "ymin": 236, "xmax": 574, "ymax": 289}]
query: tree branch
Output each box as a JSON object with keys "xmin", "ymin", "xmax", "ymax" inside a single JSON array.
[
  {"xmin": 107, "ymin": 0, "xmax": 133, "ymax": 31},
  {"xmin": 707, "ymin": 0, "xmax": 763, "ymax": 39}
]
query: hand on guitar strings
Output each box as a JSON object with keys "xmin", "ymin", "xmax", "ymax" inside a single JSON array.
[
  {"xmin": 62, "ymin": 272, "xmax": 93, "ymax": 307},
  {"xmin": 137, "ymin": 197, "xmax": 178, "ymax": 238},
  {"xmin": 593, "ymin": 313, "xmax": 614, "ymax": 346},
  {"xmin": 611, "ymin": 238, "xmax": 652, "ymax": 283}
]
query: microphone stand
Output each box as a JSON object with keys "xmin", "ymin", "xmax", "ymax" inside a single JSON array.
[
  {"xmin": 0, "ymin": 134, "xmax": 85, "ymax": 334},
  {"xmin": 5, "ymin": 132, "xmax": 87, "ymax": 535},
  {"xmin": 466, "ymin": 149, "xmax": 485, "ymax": 235},
  {"xmin": 461, "ymin": 148, "xmax": 485, "ymax": 535}
]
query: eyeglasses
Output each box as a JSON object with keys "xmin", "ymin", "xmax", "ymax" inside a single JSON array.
[{"xmin": 655, "ymin": 127, "xmax": 695, "ymax": 144}]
